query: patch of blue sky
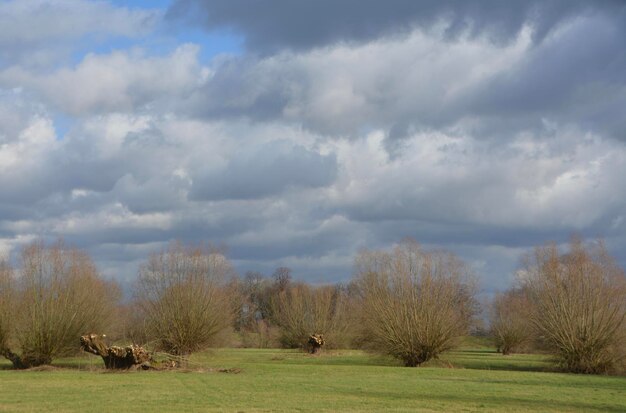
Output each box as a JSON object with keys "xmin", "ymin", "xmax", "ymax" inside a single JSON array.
[
  {"xmin": 69, "ymin": 35, "xmax": 138, "ymax": 66},
  {"xmin": 109, "ymin": 0, "xmax": 173, "ymax": 9},
  {"xmin": 69, "ymin": 28, "xmax": 242, "ymax": 67},
  {"xmin": 53, "ymin": 113, "xmax": 74, "ymax": 141},
  {"xmin": 67, "ymin": 20, "xmax": 242, "ymax": 67},
  {"xmin": 167, "ymin": 27, "xmax": 243, "ymax": 62},
  {"xmin": 107, "ymin": 0, "xmax": 243, "ymax": 61}
]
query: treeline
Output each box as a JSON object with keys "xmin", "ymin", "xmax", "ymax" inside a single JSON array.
[{"xmin": 0, "ymin": 238, "xmax": 624, "ymax": 374}]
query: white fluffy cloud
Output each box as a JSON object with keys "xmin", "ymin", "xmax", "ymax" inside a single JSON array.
[
  {"xmin": 186, "ymin": 27, "xmax": 530, "ymax": 134},
  {"xmin": 1, "ymin": 45, "xmax": 207, "ymax": 115},
  {"xmin": 0, "ymin": 0, "xmax": 160, "ymax": 68},
  {"xmin": 0, "ymin": 2, "xmax": 625, "ymax": 290},
  {"xmin": 330, "ymin": 127, "xmax": 626, "ymax": 230}
]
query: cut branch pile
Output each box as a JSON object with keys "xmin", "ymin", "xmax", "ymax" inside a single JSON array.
[
  {"xmin": 80, "ymin": 334, "xmax": 152, "ymax": 369},
  {"xmin": 308, "ymin": 334, "xmax": 325, "ymax": 354}
]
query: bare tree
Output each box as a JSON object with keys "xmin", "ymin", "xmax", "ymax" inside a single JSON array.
[
  {"xmin": 272, "ymin": 267, "xmax": 292, "ymax": 292},
  {"xmin": 135, "ymin": 241, "xmax": 236, "ymax": 356},
  {"xmin": 490, "ymin": 289, "xmax": 532, "ymax": 355},
  {"xmin": 238, "ymin": 271, "xmax": 272, "ymax": 325},
  {"xmin": 235, "ymin": 272, "xmax": 281, "ymax": 348},
  {"xmin": 271, "ymin": 283, "xmax": 350, "ymax": 351},
  {"xmin": 4, "ymin": 240, "xmax": 121, "ymax": 368},
  {"xmin": 0, "ymin": 259, "xmax": 15, "ymax": 357},
  {"xmin": 521, "ymin": 238, "xmax": 626, "ymax": 374},
  {"xmin": 116, "ymin": 301, "xmax": 151, "ymax": 346},
  {"xmin": 354, "ymin": 240, "xmax": 477, "ymax": 367}
]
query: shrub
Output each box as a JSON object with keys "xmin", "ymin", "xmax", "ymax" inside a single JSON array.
[
  {"xmin": 7, "ymin": 240, "xmax": 121, "ymax": 368},
  {"xmin": 354, "ymin": 239, "xmax": 477, "ymax": 367},
  {"xmin": 0, "ymin": 259, "xmax": 15, "ymax": 355},
  {"xmin": 490, "ymin": 289, "xmax": 532, "ymax": 355},
  {"xmin": 521, "ymin": 238, "xmax": 626, "ymax": 374},
  {"xmin": 135, "ymin": 241, "xmax": 235, "ymax": 355},
  {"xmin": 271, "ymin": 283, "xmax": 350, "ymax": 350}
]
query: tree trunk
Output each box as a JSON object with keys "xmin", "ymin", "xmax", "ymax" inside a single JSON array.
[
  {"xmin": 1, "ymin": 348, "xmax": 50, "ymax": 369},
  {"xmin": 80, "ymin": 334, "xmax": 152, "ymax": 369}
]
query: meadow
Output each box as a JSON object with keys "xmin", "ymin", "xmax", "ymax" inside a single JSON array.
[{"xmin": 1, "ymin": 341, "xmax": 624, "ymax": 412}]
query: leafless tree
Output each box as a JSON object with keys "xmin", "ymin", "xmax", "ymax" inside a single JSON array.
[
  {"xmin": 0, "ymin": 259, "xmax": 15, "ymax": 356},
  {"xmin": 115, "ymin": 301, "xmax": 151, "ymax": 346},
  {"xmin": 135, "ymin": 241, "xmax": 236, "ymax": 356},
  {"xmin": 234, "ymin": 272, "xmax": 281, "ymax": 348},
  {"xmin": 271, "ymin": 283, "xmax": 350, "ymax": 350},
  {"xmin": 353, "ymin": 239, "xmax": 477, "ymax": 367},
  {"xmin": 272, "ymin": 267, "xmax": 292, "ymax": 292},
  {"xmin": 238, "ymin": 271, "xmax": 272, "ymax": 324},
  {"xmin": 5, "ymin": 240, "xmax": 121, "ymax": 368},
  {"xmin": 521, "ymin": 238, "xmax": 626, "ymax": 374},
  {"xmin": 490, "ymin": 289, "xmax": 532, "ymax": 355}
]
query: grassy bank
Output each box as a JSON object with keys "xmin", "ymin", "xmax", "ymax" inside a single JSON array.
[{"xmin": 0, "ymin": 347, "xmax": 624, "ymax": 412}]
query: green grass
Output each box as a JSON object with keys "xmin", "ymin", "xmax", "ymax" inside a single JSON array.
[{"xmin": 0, "ymin": 346, "xmax": 624, "ymax": 412}]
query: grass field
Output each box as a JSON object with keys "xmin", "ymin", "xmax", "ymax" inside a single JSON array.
[{"xmin": 1, "ymin": 343, "xmax": 624, "ymax": 412}]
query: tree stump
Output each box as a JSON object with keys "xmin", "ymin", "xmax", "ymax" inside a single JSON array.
[
  {"xmin": 80, "ymin": 334, "xmax": 152, "ymax": 369},
  {"xmin": 308, "ymin": 334, "xmax": 325, "ymax": 354},
  {"xmin": 1, "ymin": 348, "xmax": 44, "ymax": 369},
  {"xmin": 1, "ymin": 347, "xmax": 52, "ymax": 369}
]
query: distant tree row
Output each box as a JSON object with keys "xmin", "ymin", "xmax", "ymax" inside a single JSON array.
[{"xmin": 1, "ymin": 237, "xmax": 624, "ymax": 374}]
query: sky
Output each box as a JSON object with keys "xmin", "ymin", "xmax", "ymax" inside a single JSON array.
[{"xmin": 1, "ymin": 0, "xmax": 625, "ymax": 293}]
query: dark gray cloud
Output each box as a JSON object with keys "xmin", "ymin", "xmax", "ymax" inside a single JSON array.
[
  {"xmin": 169, "ymin": 0, "xmax": 622, "ymax": 52},
  {"xmin": 1, "ymin": 1, "xmax": 626, "ymax": 293},
  {"xmin": 183, "ymin": 11, "xmax": 626, "ymax": 148},
  {"xmin": 461, "ymin": 15, "xmax": 626, "ymax": 141},
  {"xmin": 190, "ymin": 140, "xmax": 337, "ymax": 201}
]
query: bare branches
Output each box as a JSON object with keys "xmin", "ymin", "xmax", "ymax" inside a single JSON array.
[
  {"xmin": 135, "ymin": 241, "xmax": 236, "ymax": 355},
  {"xmin": 490, "ymin": 289, "xmax": 532, "ymax": 355},
  {"xmin": 271, "ymin": 283, "xmax": 350, "ymax": 350},
  {"xmin": 354, "ymin": 240, "xmax": 477, "ymax": 367},
  {"xmin": 521, "ymin": 238, "xmax": 626, "ymax": 374},
  {"xmin": 2, "ymin": 240, "xmax": 121, "ymax": 368},
  {"xmin": 0, "ymin": 259, "xmax": 15, "ymax": 355}
]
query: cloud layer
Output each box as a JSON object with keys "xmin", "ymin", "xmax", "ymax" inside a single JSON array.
[
  {"xmin": 169, "ymin": 0, "xmax": 622, "ymax": 52},
  {"xmin": 0, "ymin": 0, "xmax": 625, "ymax": 292}
]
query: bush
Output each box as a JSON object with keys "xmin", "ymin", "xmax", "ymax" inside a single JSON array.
[
  {"xmin": 271, "ymin": 283, "xmax": 350, "ymax": 350},
  {"xmin": 490, "ymin": 289, "xmax": 532, "ymax": 355},
  {"xmin": 0, "ymin": 259, "xmax": 15, "ymax": 355},
  {"xmin": 239, "ymin": 319, "xmax": 280, "ymax": 348},
  {"xmin": 521, "ymin": 238, "xmax": 626, "ymax": 374},
  {"xmin": 135, "ymin": 241, "xmax": 235, "ymax": 355},
  {"xmin": 6, "ymin": 240, "xmax": 121, "ymax": 368},
  {"xmin": 354, "ymin": 239, "xmax": 477, "ymax": 367}
]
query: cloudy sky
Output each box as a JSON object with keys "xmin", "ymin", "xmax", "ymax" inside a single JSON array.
[{"xmin": 1, "ymin": 0, "xmax": 625, "ymax": 292}]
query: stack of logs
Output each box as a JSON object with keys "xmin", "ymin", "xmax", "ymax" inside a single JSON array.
[
  {"xmin": 80, "ymin": 334, "xmax": 152, "ymax": 369},
  {"xmin": 308, "ymin": 334, "xmax": 325, "ymax": 354}
]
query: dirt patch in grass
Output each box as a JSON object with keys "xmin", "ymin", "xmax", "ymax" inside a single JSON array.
[
  {"xmin": 217, "ymin": 367, "xmax": 242, "ymax": 374},
  {"xmin": 23, "ymin": 365, "xmax": 68, "ymax": 372}
]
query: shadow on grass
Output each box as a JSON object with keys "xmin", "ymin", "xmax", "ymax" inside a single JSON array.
[
  {"xmin": 266, "ymin": 348, "xmax": 556, "ymax": 374},
  {"xmin": 432, "ymin": 349, "xmax": 556, "ymax": 373},
  {"xmin": 338, "ymin": 386, "xmax": 626, "ymax": 412},
  {"xmin": 0, "ymin": 355, "xmax": 109, "ymax": 371},
  {"xmin": 0, "ymin": 348, "xmax": 560, "ymax": 375}
]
